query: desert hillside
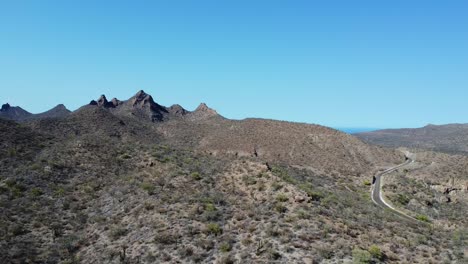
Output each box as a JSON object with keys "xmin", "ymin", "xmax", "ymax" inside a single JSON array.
[
  {"xmin": 0, "ymin": 91, "xmax": 465, "ymax": 263},
  {"xmin": 356, "ymin": 124, "xmax": 468, "ymax": 155}
]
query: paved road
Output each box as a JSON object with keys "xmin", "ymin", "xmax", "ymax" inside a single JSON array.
[{"xmin": 371, "ymin": 157, "xmax": 421, "ymax": 222}]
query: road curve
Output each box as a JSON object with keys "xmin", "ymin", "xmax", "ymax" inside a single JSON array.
[{"xmin": 371, "ymin": 157, "xmax": 421, "ymax": 223}]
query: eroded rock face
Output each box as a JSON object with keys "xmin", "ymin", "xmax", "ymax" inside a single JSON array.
[
  {"xmin": 127, "ymin": 90, "xmax": 169, "ymax": 121},
  {"xmin": 131, "ymin": 90, "xmax": 155, "ymax": 108},
  {"xmin": 90, "ymin": 95, "xmax": 120, "ymax": 108},
  {"xmin": 111, "ymin": 98, "xmax": 121, "ymax": 107},
  {"xmin": 97, "ymin": 95, "xmax": 109, "ymax": 107}
]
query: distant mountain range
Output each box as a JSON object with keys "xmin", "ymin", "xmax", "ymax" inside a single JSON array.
[
  {"xmin": 356, "ymin": 124, "xmax": 468, "ymax": 155},
  {"xmin": 0, "ymin": 103, "xmax": 71, "ymax": 121}
]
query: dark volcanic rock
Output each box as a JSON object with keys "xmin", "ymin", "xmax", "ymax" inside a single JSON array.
[
  {"xmin": 131, "ymin": 90, "xmax": 166, "ymax": 112},
  {"xmin": 1, "ymin": 103, "xmax": 11, "ymax": 111},
  {"xmin": 0, "ymin": 103, "xmax": 33, "ymax": 121},
  {"xmin": 128, "ymin": 90, "xmax": 168, "ymax": 122},
  {"xmin": 96, "ymin": 95, "xmax": 116, "ymax": 108},
  {"xmin": 97, "ymin": 95, "xmax": 109, "ymax": 107}
]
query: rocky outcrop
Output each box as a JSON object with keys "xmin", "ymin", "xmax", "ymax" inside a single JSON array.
[
  {"xmin": 1, "ymin": 103, "xmax": 11, "ymax": 111},
  {"xmin": 168, "ymin": 104, "xmax": 189, "ymax": 117},
  {"xmin": 0, "ymin": 103, "xmax": 33, "ymax": 121},
  {"xmin": 111, "ymin": 98, "xmax": 122, "ymax": 107},
  {"xmin": 195, "ymin": 103, "xmax": 218, "ymax": 116},
  {"xmin": 85, "ymin": 90, "xmax": 220, "ymax": 123},
  {"xmin": 186, "ymin": 103, "xmax": 221, "ymax": 121}
]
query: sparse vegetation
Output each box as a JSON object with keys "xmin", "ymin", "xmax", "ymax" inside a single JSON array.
[
  {"xmin": 140, "ymin": 182, "xmax": 156, "ymax": 195},
  {"xmin": 0, "ymin": 94, "xmax": 465, "ymax": 263},
  {"xmin": 206, "ymin": 223, "xmax": 222, "ymax": 236},
  {"xmin": 416, "ymin": 214, "xmax": 431, "ymax": 223},
  {"xmin": 352, "ymin": 248, "xmax": 371, "ymax": 264},
  {"xmin": 368, "ymin": 245, "xmax": 383, "ymax": 260}
]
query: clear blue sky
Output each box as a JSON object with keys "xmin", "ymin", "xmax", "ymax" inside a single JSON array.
[{"xmin": 1, "ymin": 1, "xmax": 467, "ymax": 128}]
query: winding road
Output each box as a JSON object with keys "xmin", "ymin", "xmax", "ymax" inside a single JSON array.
[{"xmin": 371, "ymin": 157, "xmax": 421, "ymax": 222}]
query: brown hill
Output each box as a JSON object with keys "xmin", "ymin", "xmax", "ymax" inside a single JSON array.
[
  {"xmin": 159, "ymin": 117, "xmax": 402, "ymax": 177},
  {"xmin": 356, "ymin": 124, "xmax": 468, "ymax": 155},
  {"xmin": 75, "ymin": 91, "xmax": 404, "ymax": 176}
]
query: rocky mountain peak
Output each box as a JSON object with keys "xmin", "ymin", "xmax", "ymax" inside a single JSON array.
[
  {"xmin": 195, "ymin": 103, "xmax": 218, "ymax": 116},
  {"xmin": 131, "ymin": 90, "xmax": 155, "ymax": 107},
  {"xmin": 1, "ymin": 103, "xmax": 11, "ymax": 111},
  {"xmin": 54, "ymin": 104, "xmax": 67, "ymax": 110},
  {"xmin": 111, "ymin": 98, "xmax": 121, "ymax": 107},
  {"xmin": 97, "ymin": 95, "xmax": 108, "ymax": 106},
  {"xmin": 89, "ymin": 95, "xmax": 117, "ymax": 108}
]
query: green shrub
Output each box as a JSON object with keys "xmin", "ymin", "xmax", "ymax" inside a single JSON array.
[
  {"xmin": 120, "ymin": 154, "xmax": 132, "ymax": 159},
  {"xmin": 11, "ymin": 186, "xmax": 25, "ymax": 198},
  {"xmin": 296, "ymin": 209, "xmax": 310, "ymax": 219},
  {"xmin": 30, "ymin": 163, "xmax": 42, "ymax": 171},
  {"xmin": 452, "ymin": 229, "xmax": 467, "ymax": 247},
  {"xmin": 110, "ymin": 226, "xmax": 128, "ymax": 240},
  {"xmin": 352, "ymin": 248, "xmax": 371, "ymax": 264},
  {"xmin": 30, "ymin": 187, "xmax": 43, "ymax": 197},
  {"xmin": 205, "ymin": 203, "xmax": 216, "ymax": 212},
  {"xmin": 11, "ymin": 224, "xmax": 27, "ymax": 236},
  {"xmin": 144, "ymin": 202, "xmax": 155, "ymax": 211},
  {"xmin": 416, "ymin": 214, "xmax": 430, "ymax": 223},
  {"xmin": 154, "ymin": 232, "xmax": 178, "ymax": 245},
  {"xmin": 397, "ymin": 194, "xmax": 410, "ymax": 205},
  {"xmin": 242, "ymin": 175, "xmax": 257, "ymax": 185},
  {"xmin": 54, "ymin": 187, "xmax": 65, "ymax": 197},
  {"xmin": 363, "ymin": 180, "xmax": 371, "ymax": 186},
  {"xmin": 276, "ymin": 194, "xmax": 288, "ymax": 202},
  {"xmin": 219, "ymin": 242, "xmax": 231, "ymax": 253},
  {"xmin": 191, "ymin": 172, "xmax": 202, "ymax": 181},
  {"xmin": 368, "ymin": 245, "xmax": 382, "ymax": 260},
  {"xmin": 271, "ymin": 182, "xmax": 283, "ymax": 191},
  {"xmin": 271, "ymin": 166, "xmax": 295, "ymax": 183},
  {"xmin": 8, "ymin": 148, "xmax": 17, "ymax": 157},
  {"xmin": 274, "ymin": 203, "xmax": 287, "ymax": 213},
  {"xmin": 140, "ymin": 182, "xmax": 156, "ymax": 195},
  {"xmin": 5, "ymin": 179, "xmax": 16, "ymax": 188},
  {"xmin": 206, "ymin": 223, "xmax": 222, "ymax": 236}
]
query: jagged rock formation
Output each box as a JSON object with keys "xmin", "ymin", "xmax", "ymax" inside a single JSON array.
[{"xmin": 86, "ymin": 90, "xmax": 208, "ymax": 122}]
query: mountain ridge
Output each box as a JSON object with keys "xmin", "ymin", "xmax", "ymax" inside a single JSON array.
[{"xmin": 356, "ymin": 123, "xmax": 468, "ymax": 155}]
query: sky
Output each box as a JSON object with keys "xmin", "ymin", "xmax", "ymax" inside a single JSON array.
[{"xmin": 1, "ymin": 1, "xmax": 467, "ymax": 129}]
